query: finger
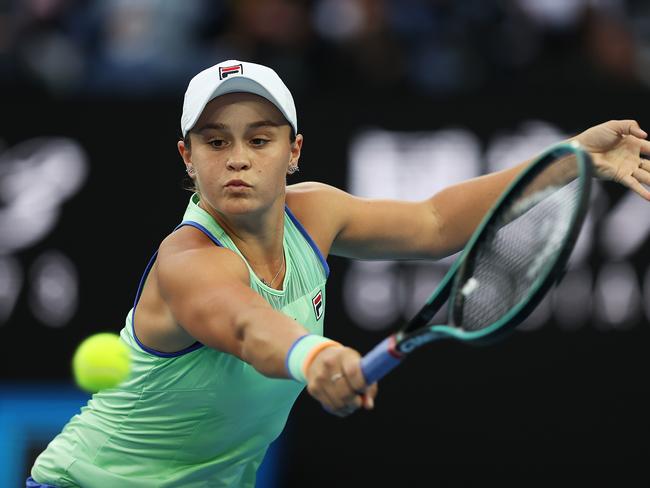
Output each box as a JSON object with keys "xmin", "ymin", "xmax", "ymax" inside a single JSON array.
[
  {"xmin": 638, "ymin": 139, "xmax": 650, "ymax": 156},
  {"xmin": 322, "ymin": 370, "xmax": 362, "ymax": 416},
  {"xmin": 323, "ymin": 395, "xmax": 355, "ymax": 417},
  {"xmin": 640, "ymin": 159, "xmax": 650, "ymax": 172},
  {"xmin": 618, "ymin": 120, "xmax": 647, "ymax": 138},
  {"xmin": 307, "ymin": 378, "xmax": 341, "ymax": 415},
  {"xmin": 632, "ymin": 168, "xmax": 650, "ymax": 186},
  {"xmin": 329, "ymin": 368, "xmax": 366, "ymax": 415},
  {"xmin": 362, "ymin": 383, "xmax": 378, "ymax": 410},
  {"xmin": 322, "ymin": 403, "xmax": 353, "ymax": 418},
  {"xmin": 331, "ymin": 370, "xmax": 368, "ymax": 415},
  {"xmin": 330, "ymin": 370, "xmax": 362, "ymax": 400},
  {"xmin": 334, "ymin": 378, "xmax": 363, "ymax": 413},
  {"xmin": 361, "ymin": 393, "xmax": 374, "ymax": 410},
  {"xmin": 621, "ymin": 175, "xmax": 650, "ymax": 201},
  {"xmin": 340, "ymin": 350, "xmax": 369, "ymax": 395},
  {"xmin": 324, "ymin": 403, "xmax": 353, "ymax": 418}
]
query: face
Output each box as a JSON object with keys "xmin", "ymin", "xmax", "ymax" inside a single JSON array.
[{"xmin": 178, "ymin": 92, "xmax": 302, "ymax": 218}]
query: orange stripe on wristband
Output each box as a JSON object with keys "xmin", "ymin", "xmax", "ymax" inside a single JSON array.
[{"xmin": 301, "ymin": 340, "xmax": 343, "ymax": 380}]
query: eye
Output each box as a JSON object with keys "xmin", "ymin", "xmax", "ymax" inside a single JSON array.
[
  {"xmin": 208, "ymin": 139, "xmax": 226, "ymax": 148},
  {"xmin": 250, "ymin": 138, "xmax": 269, "ymax": 146}
]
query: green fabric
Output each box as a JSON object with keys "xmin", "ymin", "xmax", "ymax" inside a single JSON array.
[{"xmin": 32, "ymin": 194, "xmax": 328, "ymax": 488}]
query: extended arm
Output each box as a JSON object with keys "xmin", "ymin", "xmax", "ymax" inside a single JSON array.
[
  {"xmin": 157, "ymin": 232, "xmax": 306, "ymax": 377},
  {"xmin": 298, "ymin": 160, "xmax": 532, "ymax": 261},
  {"xmin": 156, "ymin": 226, "xmax": 376, "ymax": 415},
  {"xmin": 304, "ymin": 120, "xmax": 649, "ymax": 261}
]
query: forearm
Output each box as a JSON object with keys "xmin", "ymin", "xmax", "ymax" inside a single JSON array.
[
  {"xmin": 236, "ymin": 305, "xmax": 315, "ymax": 379},
  {"xmin": 430, "ymin": 159, "xmax": 531, "ymax": 255}
]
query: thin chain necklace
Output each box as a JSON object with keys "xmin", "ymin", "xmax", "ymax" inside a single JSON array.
[{"xmin": 260, "ymin": 253, "xmax": 285, "ymax": 288}]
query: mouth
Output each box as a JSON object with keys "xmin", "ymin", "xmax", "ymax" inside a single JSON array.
[{"xmin": 224, "ymin": 179, "xmax": 252, "ymax": 189}]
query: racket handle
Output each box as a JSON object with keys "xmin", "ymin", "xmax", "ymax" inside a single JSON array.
[{"xmin": 361, "ymin": 336, "xmax": 403, "ymax": 385}]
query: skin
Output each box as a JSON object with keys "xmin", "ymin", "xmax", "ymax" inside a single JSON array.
[{"xmin": 134, "ymin": 93, "xmax": 650, "ymax": 418}]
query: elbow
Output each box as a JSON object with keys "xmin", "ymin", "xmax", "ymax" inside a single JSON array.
[
  {"xmin": 234, "ymin": 306, "xmax": 277, "ymax": 372},
  {"xmin": 428, "ymin": 200, "xmax": 453, "ymax": 259},
  {"xmin": 428, "ymin": 196, "xmax": 471, "ymax": 259}
]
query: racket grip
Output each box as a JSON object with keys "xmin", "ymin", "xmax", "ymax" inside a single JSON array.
[{"xmin": 361, "ymin": 336, "xmax": 403, "ymax": 385}]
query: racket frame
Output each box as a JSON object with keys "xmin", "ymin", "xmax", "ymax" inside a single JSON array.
[{"xmin": 362, "ymin": 141, "xmax": 593, "ymax": 382}]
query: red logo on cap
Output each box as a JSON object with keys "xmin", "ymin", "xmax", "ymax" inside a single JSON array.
[{"xmin": 219, "ymin": 64, "xmax": 243, "ymax": 80}]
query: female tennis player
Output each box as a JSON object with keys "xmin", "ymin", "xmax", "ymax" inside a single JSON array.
[{"xmin": 29, "ymin": 60, "xmax": 650, "ymax": 487}]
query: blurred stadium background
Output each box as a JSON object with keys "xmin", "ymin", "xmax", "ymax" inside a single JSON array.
[{"xmin": 1, "ymin": 0, "xmax": 649, "ymax": 486}]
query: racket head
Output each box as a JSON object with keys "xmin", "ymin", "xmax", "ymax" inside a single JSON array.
[
  {"xmin": 361, "ymin": 141, "xmax": 592, "ymax": 383},
  {"xmin": 444, "ymin": 141, "xmax": 592, "ymax": 343}
]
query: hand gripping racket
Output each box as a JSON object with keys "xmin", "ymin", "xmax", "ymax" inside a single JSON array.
[{"xmin": 361, "ymin": 141, "xmax": 593, "ymax": 385}]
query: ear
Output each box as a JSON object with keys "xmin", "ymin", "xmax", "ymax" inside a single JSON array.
[
  {"xmin": 178, "ymin": 139, "xmax": 190, "ymax": 162},
  {"xmin": 178, "ymin": 139, "xmax": 195, "ymax": 176},
  {"xmin": 288, "ymin": 134, "xmax": 303, "ymax": 174}
]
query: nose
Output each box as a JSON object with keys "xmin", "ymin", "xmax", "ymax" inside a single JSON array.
[{"xmin": 226, "ymin": 143, "xmax": 251, "ymax": 171}]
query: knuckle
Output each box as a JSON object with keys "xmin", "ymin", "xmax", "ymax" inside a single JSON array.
[
  {"xmin": 343, "ymin": 346, "xmax": 361, "ymax": 358},
  {"xmin": 319, "ymin": 355, "xmax": 338, "ymax": 370},
  {"xmin": 341, "ymin": 391, "xmax": 357, "ymax": 404},
  {"xmin": 306, "ymin": 383, "xmax": 318, "ymax": 397}
]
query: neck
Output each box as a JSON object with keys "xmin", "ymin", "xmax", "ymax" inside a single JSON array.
[
  {"xmin": 198, "ymin": 197, "xmax": 286, "ymax": 287},
  {"xmin": 200, "ymin": 198, "xmax": 284, "ymax": 255},
  {"xmin": 260, "ymin": 251, "xmax": 285, "ymax": 288}
]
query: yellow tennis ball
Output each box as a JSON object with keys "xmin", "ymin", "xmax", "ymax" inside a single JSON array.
[{"xmin": 72, "ymin": 332, "xmax": 131, "ymax": 393}]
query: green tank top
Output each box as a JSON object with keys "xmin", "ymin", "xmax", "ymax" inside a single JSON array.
[{"xmin": 32, "ymin": 194, "xmax": 329, "ymax": 488}]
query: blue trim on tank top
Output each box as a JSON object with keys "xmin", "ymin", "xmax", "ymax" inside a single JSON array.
[
  {"xmin": 129, "ymin": 221, "xmax": 225, "ymax": 358},
  {"xmin": 284, "ymin": 205, "xmax": 330, "ymax": 277},
  {"xmin": 131, "ymin": 209, "xmax": 326, "ymax": 357},
  {"xmin": 175, "ymin": 220, "xmax": 225, "ymax": 247}
]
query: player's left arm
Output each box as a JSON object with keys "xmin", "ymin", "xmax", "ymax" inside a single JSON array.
[
  {"xmin": 292, "ymin": 120, "xmax": 649, "ymax": 261},
  {"xmin": 323, "ymin": 162, "xmax": 530, "ymax": 261}
]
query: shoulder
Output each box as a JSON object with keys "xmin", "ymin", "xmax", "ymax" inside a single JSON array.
[
  {"xmin": 158, "ymin": 224, "xmax": 218, "ymax": 257},
  {"xmin": 285, "ymin": 182, "xmax": 351, "ymax": 255},
  {"xmin": 157, "ymin": 225, "xmax": 249, "ymax": 285},
  {"xmin": 285, "ymin": 181, "xmax": 353, "ymax": 218},
  {"xmin": 286, "ymin": 181, "xmax": 344, "ymax": 202}
]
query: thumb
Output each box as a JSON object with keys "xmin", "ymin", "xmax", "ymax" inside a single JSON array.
[{"xmin": 618, "ymin": 119, "xmax": 647, "ymax": 138}]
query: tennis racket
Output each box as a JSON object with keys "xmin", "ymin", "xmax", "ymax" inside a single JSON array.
[{"xmin": 361, "ymin": 141, "xmax": 593, "ymax": 385}]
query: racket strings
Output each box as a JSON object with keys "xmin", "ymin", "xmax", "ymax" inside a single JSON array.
[{"xmin": 454, "ymin": 173, "xmax": 582, "ymax": 331}]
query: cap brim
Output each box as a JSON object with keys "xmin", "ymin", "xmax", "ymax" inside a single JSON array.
[{"xmin": 185, "ymin": 77, "xmax": 296, "ymax": 135}]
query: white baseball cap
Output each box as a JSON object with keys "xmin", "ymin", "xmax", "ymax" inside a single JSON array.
[{"xmin": 180, "ymin": 60, "xmax": 297, "ymax": 137}]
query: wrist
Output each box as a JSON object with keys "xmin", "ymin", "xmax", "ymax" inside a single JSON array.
[{"xmin": 285, "ymin": 334, "xmax": 341, "ymax": 384}]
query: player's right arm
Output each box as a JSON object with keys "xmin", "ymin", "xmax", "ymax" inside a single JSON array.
[
  {"xmin": 156, "ymin": 226, "xmax": 305, "ymax": 378},
  {"xmin": 156, "ymin": 226, "xmax": 376, "ymax": 415}
]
